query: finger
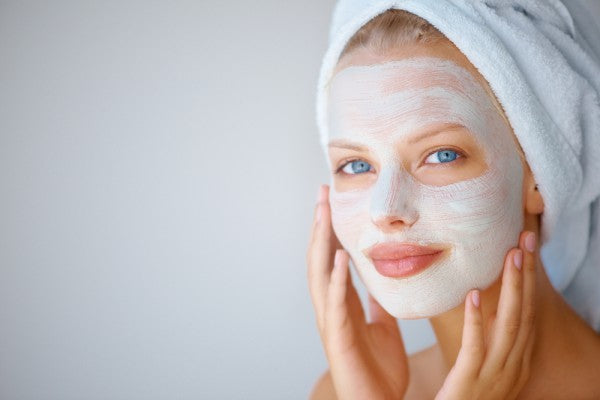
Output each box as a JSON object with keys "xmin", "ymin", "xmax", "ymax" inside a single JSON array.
[
  {"xmin": 306, "ymin": 184, "xmax": 328, "ymax": 326},
  {"xmin": 324, "ymin": 249, "xmax": 355, "ymax": 355},
  {"xmin": 368, "ymin": 294, "xmax": 399, "ymax": 334},
  {"xmin": 307, "ymin": 184, "xmax": 336, "ymax": 329},
  {"xmin": 507, "ymin": 325, "xmax": 536, "ymax": 399},
  {"xmin": 307, "ymin": 184, "xmax": 328, "ymax": 252},
  {"xmin": 324, "ymin": 252, "xmax": 382, "ymax": 400},
  {"xmin": 345, "ymin": 258, "xmax": 367, "ymax": 324},
  {"xmin": 308, "ymin": 184, "xmax": 342, "ymax": 250},
  {"xmin": 484, "ymin": 311, "xmax": 496, "ymax": 347},
  {"xmin": 520, "ymin": 325, "xmax": 536, "ymax": 382},
  {"xmin": 433, "ymin": 290, "xmax": 483, "ymax": 399},
  {"xmin": 505, "ymin": 231, "xmax": 537, "ymax": 370},
  {"xmin": 454, "ymin": 289, "xmax": 485, "ymax": 379},
  {"xmin": 482, "ymin": 247, "xmax": 523, "ymax": 372}
]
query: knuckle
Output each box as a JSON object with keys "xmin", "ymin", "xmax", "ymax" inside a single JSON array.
[
  {"xmin": 522, "ymin": 307, "xmax": 536, "ymax": 327},
  {"xmin": 484, "ymin": 374, "xmax": 503, "ymax": 391},
  {"xmin": 504, "ymin": 320, "xmax": 520, "ymax": 336},
  {"xmin": 466, "ymin": 342, "xmax": 484, "ymax": 356},
  {"xmin": 333, "ymin": 338, "xmax": 355, "ymax": 357},
  {"xmin": 469, "ymin": 317, "xmax": 484, "ymax": 333}
]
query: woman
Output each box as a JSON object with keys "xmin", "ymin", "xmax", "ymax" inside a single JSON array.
[{"xmin": 307, "ymin": 2, "xmax": 600, "ymax": 399}]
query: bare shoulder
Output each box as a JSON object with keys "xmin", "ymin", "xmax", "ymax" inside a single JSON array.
[
  {"xmin": 308, "ymin": 369, "xmax": 337, "ymax": 400},
  {"xmin": 308, "ymin": 344, "xmax": 446, "ymax": 400}
]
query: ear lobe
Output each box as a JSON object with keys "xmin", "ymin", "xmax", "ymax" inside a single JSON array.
[{"xmin": 525, "ymin": 179, "xmax": 544, "ymax": 215}]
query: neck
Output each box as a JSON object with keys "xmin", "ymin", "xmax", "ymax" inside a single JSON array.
[
  {"xmin": 427, "ymin": 250, "xmax": 599, "ymax": 394},
  {"xmin": 427, "ymin": 249, "xmax": 546, "ymax": 368}
]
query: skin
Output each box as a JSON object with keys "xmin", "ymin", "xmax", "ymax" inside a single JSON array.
[
  {"xmin": 326, "ymin": 55, "xmax": 525, "ymax": 320},
  {"xmin": 307, "ymin": 40, "xmax": 600, "ymax": 399}
]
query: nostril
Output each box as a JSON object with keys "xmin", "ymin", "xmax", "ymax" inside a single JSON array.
[{"xmin": 371, "ymin": 208, "xmax": 418, "ymax": 232}]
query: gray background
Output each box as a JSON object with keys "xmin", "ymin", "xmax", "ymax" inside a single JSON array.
[{"xmin": 0, "ymin": 1, "xmax": 445, "ymax": 398}]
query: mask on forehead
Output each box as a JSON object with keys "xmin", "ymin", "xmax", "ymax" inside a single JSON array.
[{"xmin": 326, "ymin": 57, "xmax": 524, "ymax": 318}]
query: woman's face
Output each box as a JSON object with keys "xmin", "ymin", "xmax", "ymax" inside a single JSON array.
[{"xmin": 326, "ymin": 44, "xmax": 525, "ymax": 318}]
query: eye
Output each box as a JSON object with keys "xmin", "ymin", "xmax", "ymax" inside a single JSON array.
[
  {"xmin": 337, "ymin": 159, "xmax": 373, "ymax": 175},
  {"xmin": 424, "ymin": 149, "xmax": 462, "ymax": 164}
]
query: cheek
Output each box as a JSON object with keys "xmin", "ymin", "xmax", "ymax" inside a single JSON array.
[
  {"xmin": 418, "ymin": 166, "xmax": 523, "ymax": 238},
  {"xmin": 330, "ymin": 189, "xmax": 370, "ymax": 247},
  {"xmin": 429, "ymin": 187, "xmax": 504, "ymax": 231}
]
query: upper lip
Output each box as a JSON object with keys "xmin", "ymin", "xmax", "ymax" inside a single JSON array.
[{"xmin": 364, "ymin": 242, "xmax": 444, "ymax": 261}]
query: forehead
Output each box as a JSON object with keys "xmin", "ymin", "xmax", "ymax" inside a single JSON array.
[
  {"xmin": 332, "ymin": 41, "xmax": 491, "ymax": 90},
  {"xmin": 326, "ymin": 58, "xmax": 498, "ymax": 141},
  {"xmin": 327, "ymin": 57, "xmax": 484, "ymax": 106}
]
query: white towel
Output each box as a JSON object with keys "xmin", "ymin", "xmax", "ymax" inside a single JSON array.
[{"xmin": 315, "ymin": 0, "xmax": 600, "ymax": 330}]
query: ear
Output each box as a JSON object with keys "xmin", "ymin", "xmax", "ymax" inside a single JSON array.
[{"xmin": 523, "ymin": 166, "xmax": 544, "ymax": 215}]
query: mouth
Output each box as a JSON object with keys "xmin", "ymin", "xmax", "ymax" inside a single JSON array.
[{"xmin": 363, "ymin": 242, "xmax": 445, "ymax": 278}]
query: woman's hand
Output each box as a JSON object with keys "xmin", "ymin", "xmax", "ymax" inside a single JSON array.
[
  {"xmin": 307, "ymin": 184, "xmax": 409, "ymax": 400},
  {"xmin": 435, "ymin": 231, "xmax": 537, "ymax": 400}
]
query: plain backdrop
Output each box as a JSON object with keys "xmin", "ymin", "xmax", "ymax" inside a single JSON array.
[{"xmin": 0, "ymin": 1, "xmax": 438, "ymax": 399}]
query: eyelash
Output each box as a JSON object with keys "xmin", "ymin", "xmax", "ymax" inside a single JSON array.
[
  {"xmin": 335, "ymin": 158, "xmax": 371, "ymax": 174},
  {"xmin": 423, "ymin": 147, "xmax": 464, "ymax": 165},
  {"xmin": 334, "ymin": 147, "xmax": 465, "ymax": 175}
]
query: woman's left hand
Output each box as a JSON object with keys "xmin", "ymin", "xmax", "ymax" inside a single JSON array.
[{"xmin": 435, "ymin": 231, "xmax": 537, "ymax": 400}]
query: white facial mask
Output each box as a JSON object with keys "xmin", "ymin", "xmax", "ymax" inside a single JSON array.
[{"xmin": 326, "ymin": 57, "xmax": 524, "ymax": 318}]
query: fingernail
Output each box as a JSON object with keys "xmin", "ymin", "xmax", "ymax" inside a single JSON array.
[
  {"xmin": 334, "ymin": 249, "xmax": 343, "ymax": 267},
  {"xmin": 471, "ymin": 290, "xmax": 480, "ymax": 308},
  {"xmin": 514, "ymin": 249, "xmax": 523, "ymax": 270},
  {"xmin": 525, "ymin": 232, "xmax": 536, "ymax": 253}
]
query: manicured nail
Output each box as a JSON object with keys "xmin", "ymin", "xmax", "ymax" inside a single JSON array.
[
  {"xmin": 334, "ymin": 249, "xmax": 344, "ymax": 267},
  {"xmin": 525, "ymin": 232, "xmax": 536, "ymax": 253},
  {"xmin": 513, "ymin": 249, "xmax": 523, "ymax": 270},
  {"xmin": 471, "ymin": 290, "xmax": 480, "ymax": 308}
]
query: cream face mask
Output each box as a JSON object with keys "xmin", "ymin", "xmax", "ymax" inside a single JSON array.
[{"xmin": 325, "ymin": 57, "xmax": 524, "ymax": 318}]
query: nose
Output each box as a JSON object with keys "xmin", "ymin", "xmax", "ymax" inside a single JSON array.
[{"xmin": 370, "ymin": 166, "xmax": 418, "ymax": 233}]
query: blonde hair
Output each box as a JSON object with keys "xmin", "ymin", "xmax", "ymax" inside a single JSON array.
[{"xmin": 339, "ymin": 9, "xmax": 446, "ymax": 59}]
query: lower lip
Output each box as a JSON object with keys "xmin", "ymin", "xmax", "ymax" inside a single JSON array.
[{"xmin": 372, "ymin": 251, "xmax": 442, "ymax": 278}]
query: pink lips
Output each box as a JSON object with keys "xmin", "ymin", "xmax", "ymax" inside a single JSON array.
[{"xmin": 364, "ymin": 242, "xmax": 444, "ymax": 278}]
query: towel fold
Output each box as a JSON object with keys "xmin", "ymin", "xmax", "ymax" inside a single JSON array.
[{"xmin": 316, "ymin": 0, "xmax": 600, "ymax": 330}]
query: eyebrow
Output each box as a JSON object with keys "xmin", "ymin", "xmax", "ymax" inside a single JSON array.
[
  {"xmin": 406, "ymin": 123, "xmax": 467, "ymax": 144},
  {"xmin": 327, "ymin": 123, "xmax": 467, "ymax": 150},
  {"xmin": 328, "ymin": 139, "xmax": 368, "ymax": 151}
]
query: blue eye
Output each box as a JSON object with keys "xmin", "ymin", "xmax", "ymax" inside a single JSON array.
[
  {"xmin": 425, "ymin": 149, "xmax": 461, "ymax": 164},
  {"xmin": 339, "ymin": 159, "xmax": 372, "ymax": 175}
]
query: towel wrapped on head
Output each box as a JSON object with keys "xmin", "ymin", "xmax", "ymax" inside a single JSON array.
[{"xmin": 316, "ymin": 0, "xmax": 600, "ymax": 330}]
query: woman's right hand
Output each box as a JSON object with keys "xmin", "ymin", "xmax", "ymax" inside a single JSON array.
[{"xmin": 307, "ymin": 184, "xmax": 410, "ymax": 400}]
